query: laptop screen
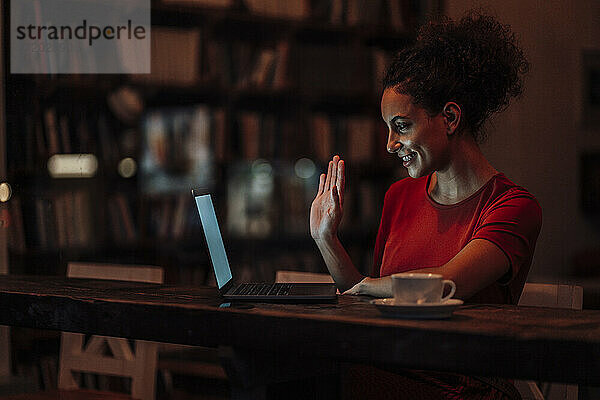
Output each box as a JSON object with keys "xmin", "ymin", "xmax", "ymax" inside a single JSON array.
[{"xmin": 194, "ymin": 194, "xmax": 232, "ymax": 290}]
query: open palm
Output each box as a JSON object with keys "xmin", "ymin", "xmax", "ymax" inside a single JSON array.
[{"xmin": 310, "ymin": 155, "xmax": 345, "ymax": 241}]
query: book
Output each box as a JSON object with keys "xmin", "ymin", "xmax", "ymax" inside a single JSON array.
[
  {"xmin": 373, "ymin": 49, "xmax": 391, "ymax": 94},
  {"xmin": 54, "ymin": 194, "xmax": 68, "ymax": 248},
  {"xmin": 8, "ymin": 196, "xmax": 26, "ymax": 252},
  {"xmin": 347, "ymin": 0, "xmax": 384, "ymax": 26},
  {"xmin": 244, "ymin": 0, "xmax": 310, "ymax": 20},
  {"xmin": 34, "ymin": 199, "xmax": 48, "ymax": 249},
  {"xmin": 158, "ymin": 198, "xmax": 172, "ymax": 239},
  {"xmin": 239, "ymin": 112, "xmax": 261, "ymax": 160},
  {"xmin": 107, "ymin": 199, "xmax": 124, "ymax": 243},
  {"xmin": 260, "ymin": 114, "xmax": 276, "ymax": 159},
  {"xmin": 272, "ymin": 40, "xmax": 290, "ymax": 89},
  {"xmin": 73, "ymin": 190, "xmax": 93, "ymax": 247},
  {"xmin": 171, "ymin": 194, "xmax": 188, "ymax": 240},
  {"xmin": 24, "ymin": 114, "xmax": 36, "ymax": 170},
  {"xmin": 34, "ymin": 110, "xmax": 47, "ymax": 159},
  {"xmin": 249, "ymin": 48, "xmax": 277, "ymax": 88},
  {"xmin": 59, "ymin": 115, "xmax": 71, "ymax": 153},
  {"xmin": 310, "ymin": 113, "xmax": 333, "ymax": 163},
  {"xmin": 290, "ymin": 44, "xmax": 372, "ymax": 96},
  {"xmin": 63, "ymin": 192, "xmax": 76, "ymax": 248},
  {"xmin": 133, "ymin": 28, "xmax": 201, "ymax": 86},
  {"xmin": 97, "ymin": 113, "xmax": 117, "ymax": 166},
  {"xmin": 358, "ymin": 181, "xmax": 377, "ymax": 227},
  {"xmin": 203, "ymin": 39, "xmax": 218, "ymax": 83},
  {"xmin": 76, "ymin": 116, "xmax": 93, "ymax": 154},
  {"xmin": 189, "ymin": 106, "xmax": 213, "ymax": 163},
  {"xmin": 280, "ymin": 175, "xmax": 308, "ymax": 235},
  {"xmin": 330, "ymin": 0, "xmax": 344, "ymax": 24},
  {"xmin": 347, "ymin": 116, "xmax": 374, "ymax": 162},
  {"xmin": 310, "ymin": 0, "xmax": 332, "ymax": 21},
  {"xmin": 143, "ymin": 198, "xmax": 161, "ymax": 239},
  {"xmin": 386, "ymin": 0, "xmax": 406, "ymax": 30},
  {"xmin": 203, "ymin": 40, "xmax": 232, "ymax": 86},
  {"xmin": 332, "ymin": 117, "xmax": 347, "ymax": 156},
  {"xmin": 43, "ymin": 108, "xmax": 60, "ymax": 155},
  {"xmin": 232, "ymin": 41, "xmax": 257, "ymax": 89},
  {"xmin": 114, "ymin": 194, "xmax": 136, "ymax": 243},
  {"xmin": 212, "ymin": 108, "xmax": 228, "ymax": 162}
]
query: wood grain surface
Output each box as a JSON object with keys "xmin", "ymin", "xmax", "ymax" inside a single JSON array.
[{"xmin": 1, "ymin": 275, "xmax": 599, "ymax": 384}]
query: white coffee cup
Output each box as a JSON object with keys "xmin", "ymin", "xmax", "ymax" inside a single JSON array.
[{"xmin": 391, "ymin": 273, "xmax": 456, "ymax": 304}]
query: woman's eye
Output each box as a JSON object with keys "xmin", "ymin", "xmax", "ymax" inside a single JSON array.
[{"xmin": 394, "ymin": 122, "xmax": 410, "ymax": 133}]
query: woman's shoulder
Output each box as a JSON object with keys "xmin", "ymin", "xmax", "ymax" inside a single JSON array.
[
  {"xmin": 486, "ymin": 173, "xmax": 542, "ymax": 220},
  {"xmin": 492, "ymin": 174, "xmax": 540, "ymax": 203}
]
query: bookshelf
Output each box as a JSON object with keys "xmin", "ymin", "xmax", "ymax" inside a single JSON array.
[{"xmin": 1, "ymin": 0, "xmax": 441, "ymax": 285}]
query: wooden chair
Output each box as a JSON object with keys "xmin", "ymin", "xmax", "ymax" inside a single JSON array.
[
  {"xmin": 514, "ymin": 283, "xmax": 583, "ymax": 400},
  {"xmin": 5, "ymin": 262, "xmax": 164, "ymax": 400}
]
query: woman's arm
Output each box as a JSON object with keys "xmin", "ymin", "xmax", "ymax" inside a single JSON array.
[
  {"xmin": 310, "ymin": 155, "xmax": 364, "ymax": 292},
  {"xmin": 313, "ymin": 236, "xmax": 364, "ymax": 292},
  {"xmin": 345, "ymin": 239, "xmax": 509, "ymax": 299},
  {"xmin": 408, "ymin": 239, "xmax": 509, "ymax": 300}
]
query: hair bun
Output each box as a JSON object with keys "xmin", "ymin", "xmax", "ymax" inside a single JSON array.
[{"xmin": 383, "ymin": 10, "xmax": 529, "ymax": 142}]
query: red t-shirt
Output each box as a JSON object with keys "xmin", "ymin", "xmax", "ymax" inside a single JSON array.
[{"xmin": 371, "ymin": 173, "xmax": 542, "ymax": 304}]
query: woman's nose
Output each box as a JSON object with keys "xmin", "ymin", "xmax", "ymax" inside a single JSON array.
[{"xmin": 387, "ymin": 132, "xmax": 402, "ymax": 153}]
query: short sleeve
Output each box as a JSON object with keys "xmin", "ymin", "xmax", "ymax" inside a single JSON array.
[{"xmin": 472, "ymin": 189, "xmax": 542, "ymax": 285}]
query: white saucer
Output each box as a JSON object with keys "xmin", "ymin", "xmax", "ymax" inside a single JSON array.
[{"xmin": 371, "ymin": 298, "xmax": 464, "ymax": 319}]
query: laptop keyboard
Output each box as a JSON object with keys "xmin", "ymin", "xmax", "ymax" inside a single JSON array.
[{"xmin": 232, "ymin": 283, "xmax": 292, "ymax": 296}]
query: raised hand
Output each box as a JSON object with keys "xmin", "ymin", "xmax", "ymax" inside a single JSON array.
[{"xmin": 310, "ymin": 155, "xmax": 345, "ymax": 241}]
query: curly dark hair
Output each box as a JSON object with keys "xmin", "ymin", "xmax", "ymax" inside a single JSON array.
[{"xmin": 382, "ymin": 11, "xmax": 529, "ymax": 141}]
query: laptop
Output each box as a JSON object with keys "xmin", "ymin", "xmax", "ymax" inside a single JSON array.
[{"xmin": 193, "ymin": 191, "xmax": 338, "ymax": 302}]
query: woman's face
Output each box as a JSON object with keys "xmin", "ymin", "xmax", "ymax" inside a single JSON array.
[{"xmin": 381, "ymin": 88, "xmax": 449, "ymax": 178}]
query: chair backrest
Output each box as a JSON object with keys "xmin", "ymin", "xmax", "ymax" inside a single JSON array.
[
  {"xmin": 518, "ymin": 283, "xmax": 583, "ymax": 310},
  {"xmin": 67, "ymin": 262, "xmax": 163, "ymax": 284},
  {"xmin": 58, "ymin": 262, "xmax": 164, "ymax": 400},
  {"xmin": 515, "ymin": 283, "xmax": 583, "ymax": 400},
  {"xmin": 275, "ymin": 270, "xmax": 334, "ymax": 284}
]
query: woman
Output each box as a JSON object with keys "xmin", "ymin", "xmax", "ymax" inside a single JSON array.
[
  {"xmin": 310, "ymin": 11, "xmax": 542, "ymax": 399},
  {"xmin": 311, "ymin": 11, "xmax": 541, "ymax": 305}
]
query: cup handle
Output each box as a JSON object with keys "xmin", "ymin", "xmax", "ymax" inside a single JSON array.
[{"xmin": 441, "ymin": 280, "xmax": 456, "ymax": 302}]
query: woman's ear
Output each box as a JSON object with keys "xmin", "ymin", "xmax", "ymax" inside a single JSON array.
[{"xmin": 442, "ymin": 102, "xmax": 461, "ymax": 136}]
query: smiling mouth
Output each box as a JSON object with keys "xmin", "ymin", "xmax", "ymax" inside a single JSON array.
[{"xmin": 401, "ymin": 152, "xmax": 417, "ymax": 163}]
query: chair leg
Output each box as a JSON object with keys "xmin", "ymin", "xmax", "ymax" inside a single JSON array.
[
  {"xmin": 58, "ymin": 333, "xmax": 84, "ymax": 389},
  {"xmin": 131, "ymin": 340, "xmax": 158, "ymax": 400}
]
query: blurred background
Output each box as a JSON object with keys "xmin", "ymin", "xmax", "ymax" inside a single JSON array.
[{"xmin": 0, "ymin": 0, "xmax": 599, "ymax": 398}]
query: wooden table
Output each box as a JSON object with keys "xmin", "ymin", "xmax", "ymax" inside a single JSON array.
[{"xmin": 0, "ymin": 275, "xmax": 599, "ymax": 387}]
